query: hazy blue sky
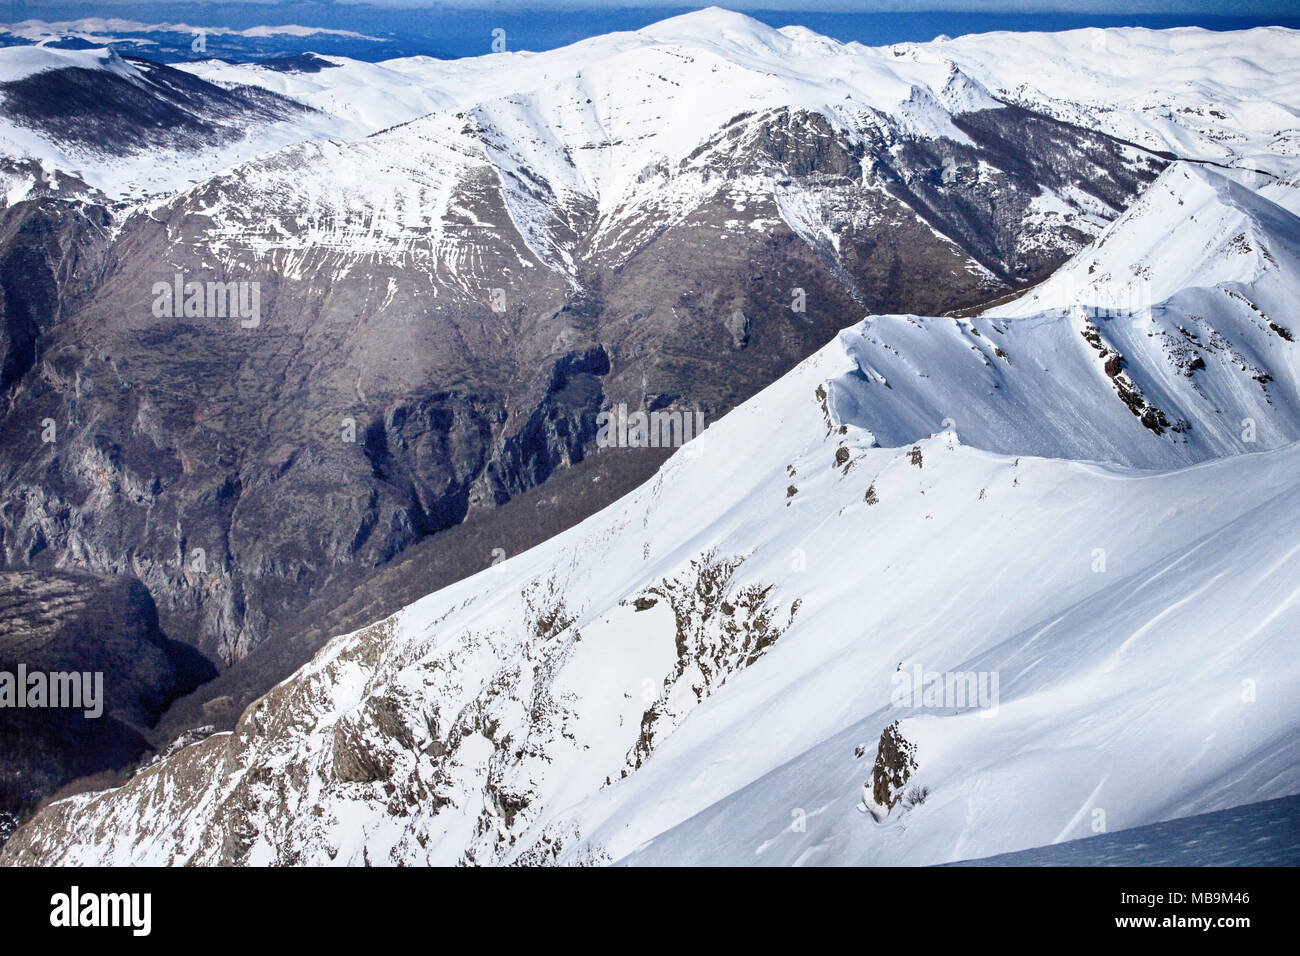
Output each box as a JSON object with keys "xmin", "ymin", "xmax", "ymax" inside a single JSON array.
[
  {"xmin": 9, "ymin": 1, "xmax": 1300, "ymax": 11},
  {"xmin": 5, "ymin": 1, "xmax": 1295, "ymax": 62}
]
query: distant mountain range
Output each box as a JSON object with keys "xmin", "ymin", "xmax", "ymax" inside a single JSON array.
[{"xmin": 4, "ymin": 7, "xmax": 1300, "ymax": 63}]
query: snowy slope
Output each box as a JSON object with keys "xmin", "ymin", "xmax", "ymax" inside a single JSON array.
[
  {"xmin": 6, "ymin": 144, "xmax": 1300, "ymax": 865},
  {"xmin": 616, "ymin": 436, "xmax": 1300, "ymax": 866},
  {"xmin": 173, "ymin": 111, "xmax": 533, "ymax": 291},
  {"xmin": 946, "ymin": 794, "xmax": 1300, "ymax": 866},
  {"xmin": 8, "ymin": 324, "xmax": 1299, "ymax": 866},
  {"xmin": 828, "ymin": 162, "xmax": 1300, "ymax": 467},
  {"xmin": 997, "ymin": 164, "xmax": 1300, "ymax": 316},
  {"xmin": 177, "ymin": 56, "xmax": 456, "ymax": 140}
]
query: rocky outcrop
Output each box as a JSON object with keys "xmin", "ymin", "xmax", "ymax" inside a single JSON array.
[
  {"xmin": 871, "ymin": 721, "xmax": 919, "ymax": 812},
  {"xmin": 0, "ymin": 569, "xmax": 215, "ymax": 840},
  {"xmin": 628, "ymin": 551, "xmax": 796, "ymax": 770}
]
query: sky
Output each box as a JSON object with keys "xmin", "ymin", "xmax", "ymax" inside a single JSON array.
[
  {"xmin": 3, "ymin": 1, "xmax": 1296, "ymax": 61},
  {"xmin": 8, "ymin": 0, "xmax": 1300, "ymax": 12}
]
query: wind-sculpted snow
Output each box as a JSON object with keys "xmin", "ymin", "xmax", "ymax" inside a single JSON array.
[{"xmin": 621, "ymin": 460, "xmax": 1300, "ymax": 866}]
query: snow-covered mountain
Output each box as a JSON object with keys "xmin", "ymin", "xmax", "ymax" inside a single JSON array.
[
  {"xmin": 5, "ymin": 11, "xmax": 1296, "ymax": 198},
  {"xmin": 0, "ymin": 8, "xmax": 1178, "ymax": 674},
  {"xmin": 833, "ymin": 163, "xmax": 1300, "ymax": 467},
  {"xmin": 0, "ymin": 46, "xmax": 340, "ymax": 200},
  {"xmin": 151, "ymin": 8, "xmax": 1182, "ymax": 288},
  {"xmin": 3, "ymin": 10, "xmax": 1299, "ymax": 863},
  {"xmin": 6, "ymin": 137, "xmax": 1299, "ymax": 865},
  {"xmin": 935, "ymin": 25, "xmax": 1300, "ymax": 177}
]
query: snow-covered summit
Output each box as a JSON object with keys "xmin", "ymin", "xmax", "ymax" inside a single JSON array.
[
  {"xmin": 638, "ymin": 7, "xmax": 792, "ymax": 48},
  {"xmin": 0, "ymin": 44, "xmax": 136, "ymax": 83}
]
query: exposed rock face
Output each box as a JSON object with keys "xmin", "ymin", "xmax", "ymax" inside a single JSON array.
[
  {"xmin": 0, "ymin": 40, "xmax": 1161, "ymax": 754},
  {"xmin": 724, "ymin": 310, "xmax": 751, "ymax": 349},
  {"xmin": 628, "ymin": 551, "xmax": 793, "ymax": 770},
  {"xmin": 871, "ymin": 721, "xmax": 918, "ymax": 811},
  {"xmin": 0, "ymin": 569, "xmax": 215, "ymax": 839},
  {"xmin": 0, "ymin": 544, "xmax": 797, "ymax": 866},
  {"xmin": 0, "ymin": 187, "xmax": 110, "ymax": 393}
]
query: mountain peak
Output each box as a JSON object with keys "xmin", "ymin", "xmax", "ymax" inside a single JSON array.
[
  {"xmin": 0, "ymin": 43, "xmax": 135, "ymax": 83},
  {"xmin": 637, "ymin": 7, "xmax": 794, "ymax": 49}
]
